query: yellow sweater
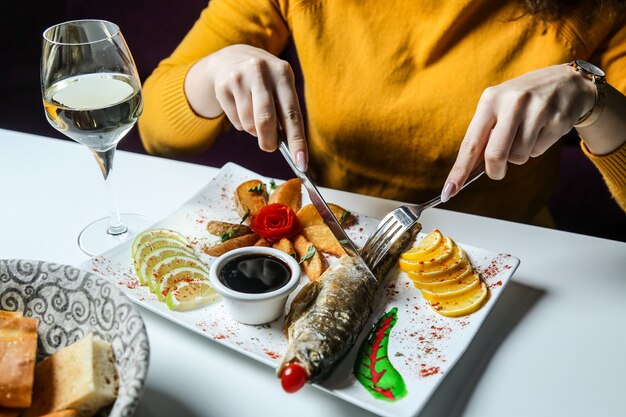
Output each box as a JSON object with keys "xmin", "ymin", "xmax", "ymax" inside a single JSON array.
[{"xmin": 139, "ymin": 0, "xmax": 626, "ymax": 222}]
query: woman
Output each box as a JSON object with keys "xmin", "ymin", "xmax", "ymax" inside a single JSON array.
[{"xmin": 138, "ymin": 0, "xmax": 626, "ymax": 224}]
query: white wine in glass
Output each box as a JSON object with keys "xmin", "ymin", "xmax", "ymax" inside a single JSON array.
[{"xmin": 41, "ymin": 20, "xmax": 151, "ymax": 255}]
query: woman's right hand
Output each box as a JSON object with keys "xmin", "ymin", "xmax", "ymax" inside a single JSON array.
[{"xmin": 185, "ymin": 44, "xmax": 308, "ymax": 170}]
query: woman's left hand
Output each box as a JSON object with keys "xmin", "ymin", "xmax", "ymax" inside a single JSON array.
[{"xmin": 441, "ymin": 64, "xmax": 595, "ymax": 202}]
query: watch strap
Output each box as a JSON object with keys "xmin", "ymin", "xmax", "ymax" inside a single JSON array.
[
  {"xmin": 575, "ymin": 82, "xmax": 607, "ymax": 128},
  {"xmin": 568, "ymin": 60, "xmax": 608, "ymax": 128}
]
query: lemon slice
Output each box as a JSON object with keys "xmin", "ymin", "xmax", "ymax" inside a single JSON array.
[
  {"xmin": 399, "ymin": 236, "xmax": 454, "ymax": 266},
  {"xmin": 149, "ymin": 254, "xmax": 208, "ymax": 293},
  {"xmin": 400, "ymin": 230, "xmax": 490, "ymax": 318},
  {"xmin": 410, "ymin": 262, "xmax": 473, "ymax": 290},
  {"xmin": 135, "ymin": 244, "xmax": 196, "ymax": 286},
  {"xmin": 401, "ymin": 229, "xmax": 444, "ymax": 260},
  {"xmin": 133, "ymin": 236, "xmax": 191, "ymax": 275},
  {"xmin": 406, "ymin": 249, "xmax": 469, "ymax": 283},
  {"xmin": 428, "ymin": 281, "xmax": 488, "ymax": 317},
  {"xmin": 132, "ymin": 229, "xmax": 188, "ymax": 257},
  {"xmin": 140, "ymin": 247, "xmax": 197, "ymax": 288},
  {"xmin": 399, "ymin": 242, "xmax": 462, "ymax": 274},
  {"xmin": 134, "ymin": 236, "xmax": 190, "ymax": 262},
  {"xmin": 421, "ymin": 272, "xmax": 481, "ymax": 300},
  {"xmin": 157, "ymin": 266, "xmax": 209, "ymax": 301},
  {"xmin": 165, "ymin": 280, "xmax": 219, "ymax": 311}
]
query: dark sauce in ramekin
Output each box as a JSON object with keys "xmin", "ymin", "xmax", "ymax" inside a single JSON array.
[{"xmin": 219, "ymin": 254, "xmax": 291, "ymax": 294}]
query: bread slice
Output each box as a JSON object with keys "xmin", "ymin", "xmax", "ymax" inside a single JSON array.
[
  {"xmin": 39, "ymin": 410, "xmax": 78, "ymax": 417},
  {"xmin": 24, "ymin": 334, "xmax": 118, "ymax": 417},
  {"xmin": 0, "ymin": 311, "xmax": 23, "ymax": 318},
  {"xmin": 0, "ymin": 316, "xmax": 38, "ymax": 408},
  {"xmin": 0, "ymin": 407, "xmax": 20, "ymax": 417},
  {"xmin": 0, "ymin": 407, "xmax": 78, "ymax": 417}
]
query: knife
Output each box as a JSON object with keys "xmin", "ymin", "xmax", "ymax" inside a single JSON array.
[{"xmin": 277, "ymin": 139, "xmax": 373, "ymax": 274}]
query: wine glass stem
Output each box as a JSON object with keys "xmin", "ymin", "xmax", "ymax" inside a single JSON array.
[{"xmin": 91, "ymin": 147, "xmax": 128, "ymax": 236}]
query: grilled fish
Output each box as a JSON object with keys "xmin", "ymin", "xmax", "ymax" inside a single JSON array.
[{"xmin": 278, "ymin": 223, "xmax": 420, "ymax": 389}]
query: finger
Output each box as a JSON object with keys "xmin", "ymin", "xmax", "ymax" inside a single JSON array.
[
  {"xmin": 507, "ymin": 120, "xmax": 540, "ymax": 165},
  {"xmin": 214, "ymin": 83, "xmax": 243, "ymax": 131},
  {"xmin": 230, "ymin": 81, "xmax": 256, "ymax": 137},
  {"xmin": 530, "ymin": 128, "xmax": 558, "ymax": 157},
  {"xmin": 508, "ymin": 98, "xmax": 555, "ymax": 165},
  {"xmin": 484, "ymin": 115, "xmax": 519, "ymax": 180},
  {"xmin": 273, "ymin": 61, "xmax": 308, "ymax": 171},
  {"xmin": 250, "ymin": 67, "xmax": 278, "ymax": 152},
  {"xmin": 528, "ymin": 109, "xmax": 574, "ymax": 158},
  {"xmin": 442, "ymin": 101, "xmax": 496, "ymax": 202}
]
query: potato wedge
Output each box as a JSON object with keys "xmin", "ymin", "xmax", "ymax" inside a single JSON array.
[
  {"xmin": 301, "ymin": 225, "xmax": 346, "ymax": 257},
  {"xmin": 292, "ymin": 234, "xmax": 327, "ymax": 281},
  {"xmin": 254, "ymin": 237, "xmax": 271, "ymax": 247},
  {"xmin": 206, "ymin": 221, "xmax": 251, "ymax": 239},
  {"xmin": 204, "ymin": 233, "xmax": 259, "ymax": 257},
  {"xmin": 234, "ymin": 179, "xmax": 268, "ymax": 218},
  {"xmin": 296, "ymin": 203, "xmax": 356, "ymax": 229},
  {"xmin": 272, "ymin": 238, "xmax": 296, "ymax": 258},
  {"xmin": 269, "ymin": 178, "xmax": 302, "ymax": 212}
]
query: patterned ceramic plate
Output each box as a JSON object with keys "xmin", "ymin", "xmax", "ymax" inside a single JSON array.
[
  {"xmin": 0, "ymin": 259, "xmax": 149, "ymax": 417},
  {"xmin": 82, "ymin": 163, "xmax": 519, "ymax": 417}
]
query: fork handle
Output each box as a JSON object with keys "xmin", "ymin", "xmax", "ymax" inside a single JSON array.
[
  {"xmin": 418, "ymin": 163, "xmax": 485, "ymax": 211},
  {"xmin": 454, "ymin": 161, "xmax": 485, "ymax": 194}
]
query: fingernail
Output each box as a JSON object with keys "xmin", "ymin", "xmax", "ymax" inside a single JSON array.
[
  {"xmin": 441, "ymin": 181, "xmax": 456, "ymax": 203},
  {"xmin": 296, "ymin": 151, "xmax": 307, "ymax": 172}
]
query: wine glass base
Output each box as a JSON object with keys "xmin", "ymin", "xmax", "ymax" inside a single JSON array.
[{"xmin": 78, "ymin": 213, "xmax": 152, "ymax": 256}]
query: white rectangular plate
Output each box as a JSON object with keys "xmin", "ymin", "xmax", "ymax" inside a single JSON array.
[{"xmin": 81, "ymin": 162, "xmax": 519, "ymax": 417}]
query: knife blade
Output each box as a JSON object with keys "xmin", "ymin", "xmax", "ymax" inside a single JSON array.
[{"xmin": 277, "ymin": 140, "xmax": 373, "ymax": 274}]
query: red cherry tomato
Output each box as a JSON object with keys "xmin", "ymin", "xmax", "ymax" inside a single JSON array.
[{"xmin": 280, "ymin": 362, "xmax": 308, "ymax": 393}]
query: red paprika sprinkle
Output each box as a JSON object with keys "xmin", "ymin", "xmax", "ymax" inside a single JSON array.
[{"xmin": 419, "ymin": 364, "xmax": 441, "ymax": 377}]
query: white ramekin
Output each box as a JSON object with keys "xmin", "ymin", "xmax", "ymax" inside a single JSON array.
[{"xmin": 209, "ymin": 246, "xmax": 301, "ymax": 325}]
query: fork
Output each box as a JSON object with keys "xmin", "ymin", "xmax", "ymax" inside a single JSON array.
[{"xmin": 360, "ymin": 165, "xmax": 485, "ymax": 271}]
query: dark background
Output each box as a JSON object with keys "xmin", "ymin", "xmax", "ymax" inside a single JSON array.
[{"xmin": 1, "ymin": 0, "xmax": 623, "ymax": 241}]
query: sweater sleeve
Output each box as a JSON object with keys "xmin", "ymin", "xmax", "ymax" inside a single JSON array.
[
  {"xmin": 581, "ymin": 141, "xmax": 626, "ymax": 211},
  {"xmin": 138, "ymin": 0, "xmax": 290, "ymax": 156},
  {"xmin": 583, "ymin": 13, "xmax": 626, "ymax": 211}
]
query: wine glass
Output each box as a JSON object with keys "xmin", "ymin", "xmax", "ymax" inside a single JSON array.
[{"xmin": 41, "ymin": 20, "xmax": 151, "ymax": 256}]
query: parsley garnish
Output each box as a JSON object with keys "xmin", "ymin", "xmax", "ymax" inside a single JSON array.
[
  {"xmin": 220, "ymin": 231, "xmax": 234, "ymax": 242},
  {"xmin": 299, "ymin": 245, "xmax": 316, "ymax": 264},
  {"xmin": 249, "ymin": 184, "xmax": 265, "ymax": 194},
  {"xmin": 339, "ymin": 211, "xmax": 351, "ymax": 224},
  {"xmin": 239, "ymin": 209, "xmax": 250, "ymax": 224},
  {"xmin": 338, "ymin": 239, "xmax": 349, "ymax": 245},
  {"xmin": 269, "ymin": 179, "xmax": 278, "ymax": 190}
]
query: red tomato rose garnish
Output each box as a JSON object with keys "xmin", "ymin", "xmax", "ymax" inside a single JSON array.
[{"xmin": 250, "ymin": 203, "xmax": 300, "ymax": 240}]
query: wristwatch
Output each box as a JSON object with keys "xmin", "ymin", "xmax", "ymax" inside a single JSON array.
[{"xmin": 567, "ymin": 60, "xmax": 607, "ymax": 128}]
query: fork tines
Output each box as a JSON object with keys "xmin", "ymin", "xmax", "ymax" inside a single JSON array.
[{"xmin": 361, "ymin": 209, "xmax": 418, "ymax": 271}]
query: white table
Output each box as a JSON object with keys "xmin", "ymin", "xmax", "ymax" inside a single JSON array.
[{"xmin": 1, "ymin": 128, "xmax": 624, "ymax": 417}]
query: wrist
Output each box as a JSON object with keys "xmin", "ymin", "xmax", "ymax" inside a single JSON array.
[
  {"xmin": 579, "ymin": 83, "xmax": 626, "ymax": 155},
  {"xmin": 566, "ymin": 60, "xmax": 607, "ymax": 128},
  {"xmin": 576, "ymin": 82, "xmax": 607, "ymax": 128},
  {"xmin": 184, "ymin": 56, "xmax": 224, "ymax": 119},
  {"xmin": 575, "ymin": 72, "xmax": 596, "ymax": 118}
]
